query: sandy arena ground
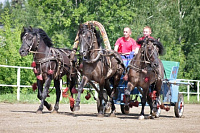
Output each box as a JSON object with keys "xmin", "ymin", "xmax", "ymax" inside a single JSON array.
[{"xmin": 0, "ymin": 103, "xmax": 200, "ymax": 133}]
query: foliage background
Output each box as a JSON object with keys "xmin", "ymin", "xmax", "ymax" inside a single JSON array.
[{"xmin": 0, "ymin": 0, "xmax": 199, "ymax": 94}]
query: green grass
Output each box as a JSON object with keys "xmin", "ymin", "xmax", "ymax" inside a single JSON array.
[
  {"xmin": 0, "ymin": 91, "xmax": 97, "ymax": 104},
  {"xmin": 183, "ymin": 94, "xmax": 200, "ymax": 104},
  {"xmin": 0, "ymin": 92, "xmax": 199, "ymax": 104}
]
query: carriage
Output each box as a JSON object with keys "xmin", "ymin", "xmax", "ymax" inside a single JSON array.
[
  {"xmin": 20, "ymin": 21, "xmax": 188, "ymax": 118},
  {"xmin": 71, "ymin": 21, "xmax": 191, "ymax": 118},
  {"xmin": 113, "ymin": 54, "xmax": 186, "ymax": 118}
]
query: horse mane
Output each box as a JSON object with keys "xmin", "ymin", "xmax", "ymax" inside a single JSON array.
[
  {"xmin": 137, "ymin": 38, "xmax": 165, "ymax": 55},
  {"xmin": 79, "ymin": 24, "xmax": 103, "ymax": 48},
  {"xmin": 92, "ymin": 25, "xmax": 103, "ymax": 48},
  {"xmin": 21, "ymin": 26, "xmax": 53, "ymax": 47}
]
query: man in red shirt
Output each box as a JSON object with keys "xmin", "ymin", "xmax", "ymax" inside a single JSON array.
[
  {"xmin": 114, "ymin": 27, "xmax": 140, "ymax": 55},
  {"xmin": 137, "ymin": 26, "xmax": 154, "ymax": 42}
]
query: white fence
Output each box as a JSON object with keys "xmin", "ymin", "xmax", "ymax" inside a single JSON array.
[{"xmin": 0, "ymin": 64, "xmax": 199, "ymax": 102}]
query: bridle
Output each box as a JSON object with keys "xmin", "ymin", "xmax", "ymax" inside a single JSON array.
[
  {"xmin": 79, "ymin": 29, "xmax": 96, "ymax": 52},
  {"xmin": 79, "ymin": 28, "xmax": 102, "ymax": 63},
  {"xmin": 22, "ymin": 32, "xmax": 40, "ymax": 53},
  {"xmin": 142, "ymin": 40, "xmax": 159, "ymax": 64},
  {"xmin": 127, "ymin": 39, "xmax": 159, "ymax": 73}
]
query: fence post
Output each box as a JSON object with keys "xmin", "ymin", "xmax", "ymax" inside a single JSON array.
[
  {"xmin": 197, "ymin": 81, "xmax": 199, "ymax": 102},
  {"xmin": 60, "ymin": 79, "xmax": 63, "ymax": 101},
  {"xmin": 17, "ymin": 67, "xmax": 21, "ymax": 101},
  {"xmin": 187, "ymin": 81, "xmax": 190, "ymax": 101}
]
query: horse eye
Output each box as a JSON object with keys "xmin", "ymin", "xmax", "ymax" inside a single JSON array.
[{"xmin": 28, "ymin": 35, "xmax": 33, "ymax": 40}]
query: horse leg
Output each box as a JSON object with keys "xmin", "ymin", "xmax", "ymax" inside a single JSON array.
[
  {"xmin": 36, "ymin": 77, "xmax": 52, "ymax": 114},
  {"xmin": 69, "ymin": 75, "xmax": 76, "ymax": 111},
  {"xmin": 124, "ymin": 82, "xmax": 134, "ymax": 114},
  {"xmin": 74, "ymin": 76, "xmax": 88, "ymax": 111},
  {"xmin": 152, "ymin": 81, "xmax": 162, "ymax": 118},
  {"xmin": 97, "ymin": 84, "xmax": 105, "ymax": 117},
  {"xmin": 69, "ymin": 75, "xmax": 76, "ymax": 98},
  {"xmin": 147, "ymin": 90, "xmax": 154, "ymax": 119},
  {"xmin": 104, "ymin": 79, "xmax": 115, "ymax": 116},
  {"xmin": 105, "ymin": 75, "xmax": 121, "ymax": 117},
  {"xmin": 37, "ymin": 79, "xmax": 51, "ymax": 113},
  {"xmin": 139, "ymin": 88, "xmax": 148, "ymax": 120},
  {"xmin": 51, "ymin": 79, "xmax": 61, "ymax": 113},
  {"xmin": 36, "ymin": 79, "xmax": 43, "ymax": 114}
]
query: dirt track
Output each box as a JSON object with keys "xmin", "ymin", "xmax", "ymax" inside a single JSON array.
[{"xmin": 0, "ymin": 103, "xmax": 200, "ymax": 133}]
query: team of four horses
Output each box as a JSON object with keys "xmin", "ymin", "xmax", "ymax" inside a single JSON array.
[{"xmin": 19, "ymin": 21, "xmax": 164, "ymax": 120}]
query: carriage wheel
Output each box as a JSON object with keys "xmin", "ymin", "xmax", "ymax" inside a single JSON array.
[{"xmin": 174, "ymin": 93, "xmax": 184, "ymax": 118}]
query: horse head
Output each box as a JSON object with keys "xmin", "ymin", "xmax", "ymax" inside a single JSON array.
[
  {"xmin": 78, "ymin": 23, "xmax": 102, "ymax": 60},
  {"xmin": 19, "ymin": 26, "xmax": 53, "ymax": 57},
  {"xmin": 19, "ymin": 26, "xmax": 38, "ymax": 57},
  {"xmin": 139, "ymin": 37, "xmax": 164, "ymax": 67}
]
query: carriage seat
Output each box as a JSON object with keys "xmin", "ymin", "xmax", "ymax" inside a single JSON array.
[{"xmin": 161, "ymin": 61, "xmax": 180, "ymax": 103}]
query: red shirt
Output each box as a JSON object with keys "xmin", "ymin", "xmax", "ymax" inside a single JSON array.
[
  {"xmin": 115, "ymin": 37, "xmax": 140, "ymax": 54},
  {"xmin": 137, "ymin": 36, "xmax": 154, "ymax": 41}
]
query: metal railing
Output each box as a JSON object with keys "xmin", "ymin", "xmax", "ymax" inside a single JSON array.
[
  {"xmin": 0, "ymin": 64, "xmax": 199, "ymax": 102},
  {"xmin": 177, "ymin": 79, "xmax": 200, "ymax": 101}
]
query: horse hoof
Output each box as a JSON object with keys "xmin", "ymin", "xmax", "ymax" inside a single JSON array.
[
  {"xmin": 124, "ymin": 105, "xmax": 129, "ymax": 111},
  {"xmin": 124, "ymin": 105, "xmax": 129, "ymax": 114},
  {"xmin": 36, "ymin": 109, "xmax": 42, "ymax": 114},
  {"xmin": 152, "ymin": 112, "xmax": 156, "ymax": 116},
  {"xmin": 105, "ymin": 104, "xmax": 111, "ymax": 113},
  {"xmin": 70, "ymin": 107, "xmax": 74, "ymax": 112},
  {"xmin": 138, "ymin": 115, "xmax": 145, "ymax": 120},
  {"xmin": 73, "ymin": 105, "xmax": 80, "ymax": 111},
  {"xmin": 105, "ymin": 107, "xmax": 110, "ymax": 113},
  {"xmin": 155, "ymin": 114, "xmax": 159, "ymax": 118},
  {"xmin": 51, "ymin": 110, "xmax": 58, "ymax": 114},
  {"xmin": 152, "ymin": 113, "xmax": 159, "ymax": 118},
  {"xmin": 148, "ymin": 115, "xmax": 154, "ymax": 119},
  {"xmin": 109, "ymin": 113, "xmax": 116, "ymax": 117},
  {"xmin": 97, "ymin": 113, "xmax": 104, "ymax": 117},
  {"xmin": 47, "ymin": 104, "xmax": 53, "ymax": 111}
]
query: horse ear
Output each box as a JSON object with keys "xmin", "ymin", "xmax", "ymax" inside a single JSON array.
[
  {"xmin": 88, "ymin": 23, "xmax": 91, "ymax": 30},
  {"xmin": 21, "ymin": 26, "xmax": 25, "ymax": 33},
  {"xmin": 79, "ymin": 23, "xmax": 83, "ymax": 29},
  {"xmin": 157, "ymin": 37, "xmax": 160, "ymax": 42},
  {"xmin": 29, "ymin": 26, "xmax": 33, "ymax": 31}
]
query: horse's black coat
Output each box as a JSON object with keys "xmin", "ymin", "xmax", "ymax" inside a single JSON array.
[
  {"xmin": 19, "ymin": 26, "xmax": 77, "ymax": 113},
  {"xmin": 73, "ymin": 23, "xmax": 124, "ymax": 116},
  {"xmin": 124, "ymin": 37, "xmax": 165, "ymax": 119}
]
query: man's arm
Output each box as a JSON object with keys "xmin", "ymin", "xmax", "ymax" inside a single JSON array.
[
  {"xmin": 134, "ymin": 47, "xmax": 139, "ymax": 55},
  {"xmin": 114, "ymin": 45, "xmax": 119, "ymax": 52}
]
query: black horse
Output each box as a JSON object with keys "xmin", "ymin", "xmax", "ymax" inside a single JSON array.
[
  {"xmin": 19, "ymin": 26, "xmax": 77, "ymax": 113},
  {"xmin": 124, "ymin": 37, "xmax": 165, "ymax": 119},
  {"xmin": 73, "ymin": 23, "xmax": 125, "ymax": 117}
]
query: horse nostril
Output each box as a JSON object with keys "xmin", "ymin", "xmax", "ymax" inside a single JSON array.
[{"xmin": 20, "ymin": 50, "xmax": 24, "ymax": 54}]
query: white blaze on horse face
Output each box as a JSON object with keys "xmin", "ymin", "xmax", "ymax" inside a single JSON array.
[{"xmin": 79, "ymin": 34, "xmax": 88, "ymax": 56}]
